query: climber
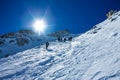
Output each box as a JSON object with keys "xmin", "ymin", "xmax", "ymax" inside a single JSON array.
[
  {"xmin": 46, "ymin": 42, "xmax": 49, "ymax": 50},
  {"xmin": 58, "ymin": 37, "xmax": 61, "ymax": 41},
  {"xmin": 64, "ymin": 38, "xmax": 66, "ymax": 42},
  {"xmin": 68, "ymin": 37, "xmax": 72, "ymax": 41}
]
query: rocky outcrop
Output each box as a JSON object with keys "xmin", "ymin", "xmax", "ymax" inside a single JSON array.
[
  {"xmin": 106, "ymin": 10, "xmax": 117, "ymax": 18},
  {"xmin": 16, "ymin": 37, "xmax": 29, "ymax": 46},
  {"xmin": 0, "ymin": 32, "xmax": 15, "ymax": 38},
  {"xmin": 18, "ymin": 30, "xmax": 34, "ymax": 35},
  {"xmin": 0, "ymin": 40, "xmax": 4, "ymax": 45},
  {"xmin": 0, "ymin": 30, "xmax": 35, "ymax": 39},
  {"xmin": 48, "ymin": 29, "xmax": 70, "ymax": 37}
]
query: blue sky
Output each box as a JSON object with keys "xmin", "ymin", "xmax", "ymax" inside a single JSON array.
[{"xmin": 0, "ymin": 0, "xmax": 120, "ymax": 34}]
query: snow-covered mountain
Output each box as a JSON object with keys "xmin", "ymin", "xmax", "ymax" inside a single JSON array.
[
  {"xmin": 0, "ymin": 11, "xmax": 120, "ymax": 80},
  {"xmin": 0, "ymin": 30, "xmax": 56, "ymax": 59},
  {"xmin": 0, "ymin": 29, "xmax": 74, "ymax": 59}
]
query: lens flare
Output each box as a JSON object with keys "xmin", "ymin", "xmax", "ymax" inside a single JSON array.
[{"xmin": 33, "ymin": 19, "xmax": 46, "ymax": 34}]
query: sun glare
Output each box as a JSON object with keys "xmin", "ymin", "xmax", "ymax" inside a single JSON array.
[{"xmin": 33, "ymin": 19, "xmax": 46, "ymax": 34}]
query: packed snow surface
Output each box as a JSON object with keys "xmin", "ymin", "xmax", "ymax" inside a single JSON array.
[{"xmin": 0, "ymin": 12, "xmax": 120, "ymax": 80}]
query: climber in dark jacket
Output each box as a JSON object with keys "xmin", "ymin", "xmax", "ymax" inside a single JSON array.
[
  {"xmin": 58, "ymin": 37, "xmax": 61, "ymax": 41},
  {"xmin": 68, "ymin": 37, "xmax": 72, "ymax": 41},
  {"xmin": 64, "ymin": 38, "xmax": 66, "ymax": 42},
  {"xmin": 46, "ymin": 42, "xmax": 49, "ymax": 50},
  {"xmin": 58, "ymin": 37, "xmax": 62, "ymax": 42}
]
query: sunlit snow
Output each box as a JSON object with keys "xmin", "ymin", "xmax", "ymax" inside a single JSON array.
[{"xmin": 0, "ymin": 11, "xmax": 120, "ymax": 80}]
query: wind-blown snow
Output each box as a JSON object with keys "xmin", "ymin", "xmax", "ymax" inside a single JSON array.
[{"xmin": 0, "ymin": 11, "xmax": 120, "ymax": 80}]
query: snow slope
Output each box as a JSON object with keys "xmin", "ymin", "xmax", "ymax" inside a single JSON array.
[{"xmin": 0, "ymin": 11, "xmax": 120, "ymax": 80}]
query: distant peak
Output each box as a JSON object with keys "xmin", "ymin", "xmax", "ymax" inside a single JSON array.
[
  {"xmin": 18, "ymin": 30, "xmax": 35, "ymax": 34},
  {"xmin": 48, "ymin": 29, "xmax": 71, "ymax": 37},
  {"xmin": 106, "ymin": 10, "xmax": 118, "ymax": 18},
  {"xmin": 0, "ymin": 29, "xmax": 35, "ymax": 38}
]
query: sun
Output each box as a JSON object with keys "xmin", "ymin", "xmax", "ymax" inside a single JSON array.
[{"xmin": 33, "ymin": 19, "xmax": 46, "ymax": 34}]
